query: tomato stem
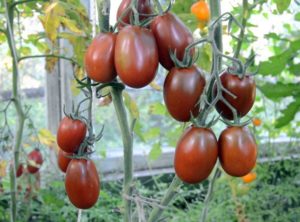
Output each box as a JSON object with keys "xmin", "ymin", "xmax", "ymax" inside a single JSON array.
[
  {"xmin": 234, "ymin": 0, "xmax": 249, "ymax": 59},
  {"xmin": 4, "ymin": 0, "xmax": 27, "ymax": 221},
  {"xmin": 110, "ymin": 86, "xmax": 134, "ymax": 222},
  {"xmin": 147, "ymin": 176, "xmax": 182, "ymax": 222}
]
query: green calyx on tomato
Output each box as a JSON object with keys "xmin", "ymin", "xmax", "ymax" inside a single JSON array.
[
  {"xmin": 57, "ymin": 116, "xmax": 87, "ymax": 153},
  {"xmin": 116, "ymin": 0, "xmax": 153, "ymax": 30},
  {"xmin": 151, "ymin": 12, "xmax": 194, "ymax": 70},
  {"xmin": 214, "ymin": 71, "xmax": 256, "ymax": 120}
]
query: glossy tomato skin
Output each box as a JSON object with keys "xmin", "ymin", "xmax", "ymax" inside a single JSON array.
[
  {"xmin": 116, "ymin": 0, "xmax": 152, "ymax": 30},
  {"xmin": 27, "ymin": 149, "xmax": 43, "ymax": 174},
  {"xmin": 164, "ymin": 66, "xmax": 206, "ymax": 122},
  {"xmin": 174, "ymin": 127, "xmax": 218, "ymax": 184},
  {"xmin": 57, "ymin": 149, "xmax": 72, "ymax": 173},
  {"xmin": 85, "ymin": 33, "xmax": 117, "ymax": 83},
  {"xmin": 65, "ymin": 159, "xmax": 100, "ymax": 209},
  {"xmin": 215, "ymin": 72, "xmax": 256, "ymax": 120},
  {"xmin": 151, "ymin": 12, "xmax": 194, "ymax": 70},
  {"xmin": 115, "ymin": 26, "xmax": 158, "ymax": 88},
  {"xmin": 16, "ymin": 164, "xmax": 23, "ymax": 178},
  {"xmin": 57, "ymin": 117, "xmax": 87, "ymax": 153},
  {"xmin": 219, "ymin": 126, "xmax": 257, "ymax": 177}
]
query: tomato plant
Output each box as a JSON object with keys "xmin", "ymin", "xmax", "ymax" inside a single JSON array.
[
  {"xmin": 218, "ymin": 126, "xmax": 257, "ymax": 177},
  {"xmin": 174, "ymin": 127, "xmax": 218, "ymax": 184},
  {"xmin": 163, "ymin": 66, "xmax": 206, "ymax": 122},
  {"xmin": 114, "ymin": 25, "xmax": 159, "ymax": 88},
  {"xmin": 215, "ymin": 71, "xmax": 256, "ymax": 120},
  {"xmin": 57, "ymin": 117, "xmax": 87, "ymax": 153},
  {"xmin": 57, "ymin": 149, "xmax": 72, "ymax": 173},
  {"xmin": 151, "ymin": 12, "xmax": 194, "ymax": 70},
  {"xmin": 65, "ymin": 159, "xmax": 100, "ymax": 209},
  {"xmin": 191, "ymin": 1, "xmax": 210, "ymax": 23},
  {"xmin": 116, "ymin": 0, "xmax": 152, "ymax": 30},
  {"xmin": 27, "ymin": 149, "xmax": 43, "ymax": 174},
  {"xmin": 85, "ymin": 33, "xmax": 117, "ymax": 83}
]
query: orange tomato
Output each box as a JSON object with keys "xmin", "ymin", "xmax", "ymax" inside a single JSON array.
[
  {"xmin": 242, "ymin": 172, "xmax": 257, "ymax": 183},
  {"xmin": 191, "ymin": 1, "xmax": 210, "ymax": 23},
  {"xmin": 252, "ymin": 118, "xmax": 262, "ymax": 127}
]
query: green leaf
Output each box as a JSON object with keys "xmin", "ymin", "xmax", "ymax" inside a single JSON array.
[
  {"xmin": 144, "ymin": 127, "xmax": 160, "ymax": 140},
  {"xmin": 148, "ymin": 102, "xmax": 166, "ymax": 115},
  {"xmin": 19, "ymin": 46, "xmax": 31, "ymax": 56},
  {"xmin": 148, "ymin": 143, "xmax": 162, "ymax": 161},
  {"xmin": 290, "ymin": 39, "xmax": 300, "ymax": 52},
  {"xmin": 275, "ymin": 98, "xmax": 300, "ymax": 128},
  {"xmin": 133, "ymin": 120, "xmax": 145, "ymax": 142},
  {"xmin": 295, "ymin": 12, "xmax": 300, "ymax": 21},
  {"xmin": 273, "ymin": 0, "xmax": 291, "ymax": 14},
  {"xmin": 258, "ymin": 49, "xmax": 292, "ymax": 76},
  {"xmin": 289, "ymin": 63, "xmax": 300, "ymax": 76},
  {"xmin": 259, "ymin": 82, "xmax": 300, "ymax": 101},
  {"xmin": 123, "ymin": 92, "xmax": 139, "ymax": 119}
]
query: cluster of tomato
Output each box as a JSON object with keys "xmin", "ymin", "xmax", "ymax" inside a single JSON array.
[
  {"xmin": 56, "ymin": 116, "xmax": 100, "ymax": 209},
  {"xmin": 56, "ymin": 0, "xmax": 258, "ymax": 209}
]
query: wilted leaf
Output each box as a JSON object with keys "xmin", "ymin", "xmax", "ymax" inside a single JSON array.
[
  {"xmin": 0, "ymin": 161, "xmax": 7, "ymax": 177},
  {"xmin": 148, "ymin": 143, "xmax": 162, "ymax": 161},
  {"xmin": 45, "ymin": 56, "xmax": 58, "ymax": 72},
  {"xmin": 133, "ymin": 120, "xmax": 145, "ymax": 142},
  {"xmin": 60, "ymin": 17, "xmax": 84, "ymax": 35}
]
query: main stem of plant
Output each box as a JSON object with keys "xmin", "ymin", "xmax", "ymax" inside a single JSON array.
[
  {"xmin": 4, "ymin": 1, "xmax": 26, "ymax": 222},
  {"xmin": 96, "ymin": 1, "xmax": 133, "ymax": 221},
  {"xmin": 110, "ymin": 87, "xmax": 133, "ymax": 222}
]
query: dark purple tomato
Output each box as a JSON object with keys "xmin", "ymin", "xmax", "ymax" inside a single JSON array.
[
  {"xmin": 65, "ymin": 159, "xmax": 100, "ymax": 209},
  {"xmin": 174, "ymin": 126, "xmax": 218, "ymax": 184},
  {"xmin": 115, "ymin": 25, "xmax": 159, "ymax": 88},
  {"xmin": 164, "ymin": 66, "xmax": 206, "ymax": 122},
  {"xmin": 151, "ymin": 12, "xmax": 194, "ymax": 70},
  {"xmin": 215, "ymin": 71, "xmax": 256, "ymax": 120},
  {"xmin": 116, "ymin": 0, "xmax": 153, "ymax": 30},
  {"xmin": 218, "ymin": 126, "xmax": 257, "ymax": 177},
  {"xmin": 85, "ymin": 33, "xmax": 117, "ymax": 83}
]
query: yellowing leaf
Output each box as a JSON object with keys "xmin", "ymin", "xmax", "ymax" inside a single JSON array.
[
  {"xmin": 60, "ymin": 17, "xmax": 84, "ymax": 35},
  {"xmin": 38, "ymin": 129, "xmax": 56, "ymax": 147},
  {"xmin": 71, "ymin": 79, "xmax": 81, "ymax": 96},
  {"xmin": 149, "ymin": 81, "xmax": 162, "ymax": 91},
  {"xmin": 0, "ymin": 160, "xmax": 7, "ymax": 177},
  {"xmin": 39, "ymin": 15, "xmax": 60, "ymax": 42},
  {"xmin": 123, "ymin": 92, "xmax": 139, "ymax": 119}
]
